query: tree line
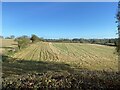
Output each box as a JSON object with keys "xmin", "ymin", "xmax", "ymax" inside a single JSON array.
[
  {"xmin": 15, "ymin": 35, "xmax": 118, "ymax": 50},
  {"xmin": 45, "ymin": 38, "xmax": 117, "ymax": 46},
  {"xmin": 0, "ymin": 34, "xmax": 118, "ymax": 50}
]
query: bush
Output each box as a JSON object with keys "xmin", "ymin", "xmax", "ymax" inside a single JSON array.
[
  {"xmin": 30, "ymin": 34, "xmax": 43, "ymax": 43},
  {"xmin": 15, "ymin": 36, "xmax": 30, "ymax": 50}
]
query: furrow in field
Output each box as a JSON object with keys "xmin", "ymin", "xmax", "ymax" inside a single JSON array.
[
  {"xmin": 13, "ymin": 44, "xmax": 37, "ymax": 60},
  {"xmin": 65, "ymin": 43, "xmax": 95, "ymax": 66},
  {"xmin": 39, "ymin": 50, "xmax": 42, "ymax": 61},
  {"xmin": 80, "ymin": 44, "xmax": 116, "ymax": 61},
  {"xmin": 73, "ymin": 44, "xmax": 117, "ymax": 70},
  {"xmin": 63, "ymin": 43, "xmax": 91, "ymax": 60},
  {"xmin": 22, "ymin": 44, "xmax": 38, "ymax": 60},
  {"xmin": 30, "ymin": 43, "xmax": 41, "ymax": 61},
  {"xmin": 52, "ymin": 43, "xmax": 82, "ymax": 63},
  {"xmin": 71, "ymin": 44, "xmax": 101, "ymax": 60},
  {"xmin": 43, "ymin": 48, "xmax": 47, "ymax": 60},
  {"xmin": 53, "ymin": 43, "xmax": 116, "ymax": 70},
  {"xmin": 48, "ymin": 43, "xmax": 60, "ymax": 60},
  {"xmin": 39, "ymin": 43, "xmax": 46, "ymax": 61},
  {"xmin": 12, "ymin": 42, "xmax": 117, "ymax": 71},
  {"xmin": 21, "ymin": 45, "xmax": 38, "ymax": 60},
  {"xmin": 83, "ymin": 44, "xmax": 117, "ymax": 60},
  {"xmin": 13, "ymin": 45, "xmax": 31, "ymax": 58}
]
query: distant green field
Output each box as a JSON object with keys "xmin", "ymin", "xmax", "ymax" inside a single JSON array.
[{"xmin": 12, "ymin": 42, "xmax": 118, "ymax": 71}]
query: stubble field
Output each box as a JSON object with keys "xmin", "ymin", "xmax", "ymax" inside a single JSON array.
[
  {"xmin": 12, "ymin": 42, "xmax": 118, "ymax": 71},
  {"xmin": 2, "ymin": 41, "xmax": 120, "ymax": 89}
]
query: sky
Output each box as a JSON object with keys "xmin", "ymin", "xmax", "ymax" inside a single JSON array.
[{"xmin": 2, "ymin": 2, "xmax": 118, "ymax": 39}]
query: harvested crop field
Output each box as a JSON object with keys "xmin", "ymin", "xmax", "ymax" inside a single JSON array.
[
  {"xmin": 12, "ymin": 42, "xmax": 118, "ymax": 71},
  {"xmin": 0, "ymin": 39, "xmax": 18, "ymax": 48},
  {"xmin": 0, "ymin": 39, "xmax": 18, "ymax": 55}
]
